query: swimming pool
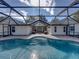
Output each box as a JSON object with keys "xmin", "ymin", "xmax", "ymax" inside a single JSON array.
[{"xmin": 0, "ymin": 36, "xmax": 79, "ymax": 59}]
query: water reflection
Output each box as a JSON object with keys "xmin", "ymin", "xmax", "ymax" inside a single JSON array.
[
  {"xmin": 31, "ymin": 50, "xmax": 38, "ymax": 59},
  {"xmin": 0, "ymin": 37, "xmax": 79, "ymax": 59}
]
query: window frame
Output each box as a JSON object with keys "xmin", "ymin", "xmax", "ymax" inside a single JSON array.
[
  {"xmin": 54, "ymin": 26, "xmax": 57, "ymax": 32},
  {"xmin": 63, "ymin": 26, "xmax": 66, "ymax": 32},
  {"xmin": 12, "ymin": 26, "xmax": 15, "ymax": 32},
  {"xmin": 69, "ymin": 26, "xmax": 75, "ymax": 32}
]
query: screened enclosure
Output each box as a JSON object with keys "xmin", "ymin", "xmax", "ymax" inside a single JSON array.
[{"xmin": 0, "ymin": 0, "xmax": 79, "ymax": 36}]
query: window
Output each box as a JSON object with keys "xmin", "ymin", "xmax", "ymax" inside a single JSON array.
[
  {"xmin": 54, "ymin": 26, "xmax": 57, "ymax": 32},
  {"xmin": 63, "ymin": 27, "xmax": 66, "ymax": 32},
  {"xmin": 12, "ymin": 26, "xmax": 15, "ymax": 32},
  {"xmin": 69, "ymin": 26, "xmax": 75, "ymax": 32}
]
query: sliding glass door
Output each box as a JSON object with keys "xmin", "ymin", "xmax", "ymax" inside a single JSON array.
[{"xmin": 32, "ymin": 26, "xmax": 47, "ymax": 33}]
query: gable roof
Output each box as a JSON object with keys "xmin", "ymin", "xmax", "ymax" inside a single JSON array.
[
  {"xmin": 0, "ymin": 17, "xmax": 18, "ymax": 24},
  {"xmin": 29, "ymin": 20, "xmax": 50, "ymax": 25},
  {"xmin": 61, "ymin": 17, "xmax": 78, "ymax": 25},
  {"xmin": 50, "ymin": 18, "xmax": 62, "ymax": 25}
]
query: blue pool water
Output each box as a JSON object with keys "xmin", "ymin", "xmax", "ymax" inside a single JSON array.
[{"xmin": 0, "ymin": 36, "xmax": 79, "ymax": 59}]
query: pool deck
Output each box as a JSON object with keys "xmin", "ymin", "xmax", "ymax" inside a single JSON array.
[{"xmin": 0, "ymin": 34, "xmax": 79, "ymax": 42}]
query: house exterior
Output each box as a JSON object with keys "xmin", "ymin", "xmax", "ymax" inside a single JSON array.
[
  {"xmin": 0, "ymin": 16, "xmax": 79, "ymax": 36},
  {"xmin": 62, "ymin": 17, "xmax": 79, "ymax": 36},
  {"xmin": 0, "ymin": 17, "xmax": 16, "ymax": 36},
  {"xmin": 49, "ymin": 18, "xmax": 67, "ymax": 35}
]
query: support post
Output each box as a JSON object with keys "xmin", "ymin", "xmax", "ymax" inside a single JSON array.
[
  {"xmin": 73, "ymin": 24, "xmax": 75, "ymax": 37},
  {"xmin": 9, "ymin": 25, "xmax": 12, "ymax": 36},
  {"xmin": 67, "ymin": 8, "xmax": 70, "ymax": 36},
  {"xmin": 2, "ymin": 24, "xmax": 4, "ymax": 37}
]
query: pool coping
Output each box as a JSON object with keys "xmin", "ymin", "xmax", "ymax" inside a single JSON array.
[{"xmin": 0, "ymin": 34, "xmax": 79, "ymax": 43}]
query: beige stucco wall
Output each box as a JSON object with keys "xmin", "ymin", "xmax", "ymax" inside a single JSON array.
[
  {"xmin": 12, "ymin": 26, "xmax": 32, "ymax": 35},
  {"xmin": 49, "ymin": 26, "xmax": 66, "ymax": 35}
]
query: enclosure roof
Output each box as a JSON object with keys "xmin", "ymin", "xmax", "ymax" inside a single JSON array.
[{"xmin": 0, "ymin": 0, "xmax": 79, "ymax": 24}]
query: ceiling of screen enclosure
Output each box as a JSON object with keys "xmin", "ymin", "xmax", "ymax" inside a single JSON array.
[{"xmin": 0, "ymin": 0, "xmax": 79, "ymax": 22}]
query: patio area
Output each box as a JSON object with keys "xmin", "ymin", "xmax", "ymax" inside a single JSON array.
[{"xmin": 0, "ymin": 34, "xmax": 79, "ymax": 43}]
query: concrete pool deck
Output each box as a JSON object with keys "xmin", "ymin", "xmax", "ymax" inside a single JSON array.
[
  {"xmin": 0, "ymin": 34, "xmax": 79, "ymax": 42},
  {"xmin": 0, "ymin": 34, "xmax": 58, "ymax": 40}
]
